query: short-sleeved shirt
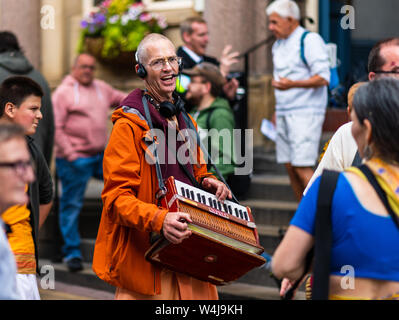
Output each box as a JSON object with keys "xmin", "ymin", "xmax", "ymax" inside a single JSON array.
[
  {"xmin": 291, "ymin": 173, "xmax": 399, "ymax": 281},
  {"xmin": 272, "ymin": 26, "xmax": 330, "ymax": 115},
  {"xmin": 304, "ymin": 122, "xmax": 358, "ymax": 194}
]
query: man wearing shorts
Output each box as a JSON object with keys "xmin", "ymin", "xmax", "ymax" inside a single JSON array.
[{"xmin": 266, "ymin": 0, "xmax": 330, "ymax": 200}]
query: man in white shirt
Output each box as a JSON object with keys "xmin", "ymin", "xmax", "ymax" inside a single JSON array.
[{"xmin": 266, "ymin": 0, "xmax": 330, "ymax": 201}]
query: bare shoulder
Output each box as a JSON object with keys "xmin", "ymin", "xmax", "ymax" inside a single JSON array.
[{"xmin": 343, "ymin": 171, "xmax": 388, "ymax": 216}]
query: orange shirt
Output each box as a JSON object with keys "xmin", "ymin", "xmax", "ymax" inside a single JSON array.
[{"xmin": 2, "ymin": 203, "xmax": 36, "ymax": 274}]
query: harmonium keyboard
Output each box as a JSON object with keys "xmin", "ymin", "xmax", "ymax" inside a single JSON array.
[{"xmin": 145, "ymin": 176, "xmax": 267, "ymax": 285}]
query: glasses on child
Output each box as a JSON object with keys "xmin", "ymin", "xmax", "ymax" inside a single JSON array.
[{"xmin": 0, "ymin": 160, "xmax": 34, "ymax": 177}]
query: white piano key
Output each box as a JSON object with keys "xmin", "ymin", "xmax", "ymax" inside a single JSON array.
[{"xmin": 174, "ymin": 179, "xmax": 250, "ymax": 221}]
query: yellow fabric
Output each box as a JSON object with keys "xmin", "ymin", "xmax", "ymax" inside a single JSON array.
[
  {"xmin": 330, "ymin": 292, "xmax": 399, "ymax": 300},
  {"xmin": 346, "ymin": 157, "xmax": 399, "ymax": 218},
  {"xmin": 2, "ymin": 200, "xmax": 36, "ymax": 274},
  {"xmin": 318, "ymin": 139, "xmax": 331, "ymax": 163}
]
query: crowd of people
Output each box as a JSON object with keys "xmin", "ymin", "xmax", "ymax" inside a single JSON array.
[{"xmin": 0, "ymin": 0, "xmax": 398, "ymax": 301}]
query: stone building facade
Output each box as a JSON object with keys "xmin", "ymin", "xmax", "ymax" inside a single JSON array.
[{"xmin": 0, "ymin": 0, "xmax": 319, "ymax": 151}]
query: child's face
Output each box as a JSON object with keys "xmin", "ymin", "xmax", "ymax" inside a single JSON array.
[{"xmin": 13, "ymin": 95, "xmax": 42, "ymax": 135}]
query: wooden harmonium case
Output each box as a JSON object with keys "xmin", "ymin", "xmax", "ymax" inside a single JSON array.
[{"xmin": 145, "ymin": 176, "xmax": 266, "ymax": 285}]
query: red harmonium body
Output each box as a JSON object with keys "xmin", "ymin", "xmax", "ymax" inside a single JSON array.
[{"xmin": 145, "ymin": 176, "xmax": 266, "ymax": 285}]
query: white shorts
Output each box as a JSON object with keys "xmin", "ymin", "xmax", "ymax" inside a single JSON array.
[
  {"xmin": 15, "ymin": 274, "xmax": 40, "ymax": 300},
  {"xmin": 276, "ymin": 113, "xmax": 325, "ymax": 167}
]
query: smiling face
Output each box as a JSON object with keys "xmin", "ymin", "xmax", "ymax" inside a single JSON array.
[
  {"xmin": 183, "ymin": 22, "xmax": 209, "ymax": 56},
  {"xmin": 10, "ymin": 95, "xmax": 42, "ymax": 135},
  {"xmin": 141, "ymin": 39, "xmax": 179, "ymax": 101}
]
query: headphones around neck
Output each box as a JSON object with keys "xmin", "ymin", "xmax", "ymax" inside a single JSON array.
[{"xmin": 144, "ymin": 92, "xmax": 185, "ymax": 118}]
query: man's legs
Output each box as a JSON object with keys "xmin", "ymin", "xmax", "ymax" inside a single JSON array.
[
  {"xmin": 284, "ymin": 163, "xmax": 314, "ymax": 201},
  {"xmin": 56, "ymin": 157, "xmax": 94, "ymax": 269},
  {"xmin": 277, "ymin": 112, "xmax": 324, "ymax": 201}
]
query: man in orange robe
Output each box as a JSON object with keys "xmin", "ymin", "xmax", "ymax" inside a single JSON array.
[{"xmin": 92, "ymin": 33, "xmax": 232, "ymax": 300}]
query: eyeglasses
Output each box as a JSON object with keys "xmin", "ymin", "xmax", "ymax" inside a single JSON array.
[
  {"xmin": 0, "ymin": 160, "xmax": 33, "ymax": 176},
  {"xmin": 374, "ymin": 70, "xmax": 399, "ymax": 75},
  {"xmin": 147, "ymin": 56, "xmax": 182, "ymax": 70},
  {"xmin": 78, "ymin": 64, "xmax": 96, "ymax": 71}
]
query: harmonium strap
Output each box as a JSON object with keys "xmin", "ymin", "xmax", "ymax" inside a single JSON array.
[{"xmin": 145, "ymin": 176, "xmax": 267, "ymax": 285}]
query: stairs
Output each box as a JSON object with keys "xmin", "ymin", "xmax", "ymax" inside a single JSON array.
[{"xmin": 38, "ymin": 148, "xmax": 303, "ymax": 300}]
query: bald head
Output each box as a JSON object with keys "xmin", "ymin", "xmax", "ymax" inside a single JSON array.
[{"xmin": 136, "ymin": 33, "xmax": 175, "ymax": 65}]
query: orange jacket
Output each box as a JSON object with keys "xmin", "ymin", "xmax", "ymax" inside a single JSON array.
[{"xmin": 92, "ymin": 93, "xmax": 213, "ymax": 295}]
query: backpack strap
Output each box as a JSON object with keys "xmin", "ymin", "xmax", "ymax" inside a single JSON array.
[
  {"xmin": 358, "ymin": 164, "xmax": 399, "ymax": 230},
  {"xmin": 141, "ymin": 96, "xmax": 166, "ymax": 196},
  {"xmin": 312, "ymin": 169, "xmax": 340, "ymax": 300},
  {"xmin": 283, "ymin": 169, "xmax": 340, "ymax": 300},
  {"xmin": 300, "ymin": 30, "xmax": 311, "ymax": 67}
]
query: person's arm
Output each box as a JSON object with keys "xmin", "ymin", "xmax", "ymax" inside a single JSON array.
[
  {"xmin": 273, "ymin": 33, "xmax": 330, "ymax": 91},
  {"xmin": 272, "ymin": 225, "xmax": 314, "ymax": 280},
  {"xmin": 52, "ymin": 90, "xmax": 78, "ymax": 161},
  {"xmin": 272, "ymin": 75, "xmax": 328, "ymax": 90},
  {"xmin": 39, "ymin": 202, "xmax": 53, "ymax": 229},
  {"xmin": 34, "ymin": 141, "xmax": 54, "ymax": 229},
  {"xmin": 272, "ymin": 176, "xmax": 321, "ymax": 281},
  {"xmin": 102, "ymin": 119, "xmax": 168, "ymax": 232},
  {"xmin": 219, "ymin": 45, "xmax": 239, "ymax": 77},
  {"xmin": 109, "ymin": 86, "xmax": 127, "ymax": 108}
]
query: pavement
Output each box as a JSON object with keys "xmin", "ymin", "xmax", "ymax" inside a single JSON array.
[
  {"xmin": 39, "ymin": 281, "xmax": 114, "ymax": 300},
  {"xmin": 37, "ymin": 258, "xmax": 305, "ymax": 300}
]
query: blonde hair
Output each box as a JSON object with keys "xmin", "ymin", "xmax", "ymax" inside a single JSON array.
[{"xmin": 347, "ymin": 82, "xmax": 367, "ymax": 113}]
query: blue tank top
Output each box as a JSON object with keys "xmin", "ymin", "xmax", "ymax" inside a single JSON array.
[{"xmin": 291, "ymin": 174, "xmax": 399, "ymax": 281}]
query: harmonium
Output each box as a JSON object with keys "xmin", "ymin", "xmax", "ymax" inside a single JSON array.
[{"xmin": 145, "ymin": 176, "xmax": 267, "ymax": 285}]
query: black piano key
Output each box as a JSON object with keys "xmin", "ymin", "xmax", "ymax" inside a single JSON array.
[
  {"xmin": 223, "ymin": 203, "xmax": 228, "ymax": 213},
  {"xmin": 208, "ymin": 198, "xmax": 213, "ymax": 207},
  {"xmin": 213, "ymin": 200, "xmax": 217, "ymax": 208},
  {"xmin": 239, "ymin": 210, "xmax": 244, "ymax": 219},
  {"xmin": 181, "ymin": 187, "xmax": 185, "ymax": 197},
  {"xmin": 185, "ymin": 188, "xmax": 191, "ymax": 199},
  {"xmin": 217, "ymin": 201, "xmax": 222, "ymax": 211},
  {"xmin": 228, "ymin": 206, "xmax": 232, "ymax": 214},
  {"xmin": 244, "ymin": 211, "xmax": 249, "ymax": 220},
  {"xmin": 190, "ymin": 190, "xmax": 194, "ymax": 200},
  {"xmin": 201, "ymin": 195, "xmax": 206, "ymax": 204},
  {"xmin": 197, "ymin": 193, "xmax": 201, "ymax": 202},
  {"xmin": 234, "ymin": 208, "xmax": 239, "ymax": 217}
]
